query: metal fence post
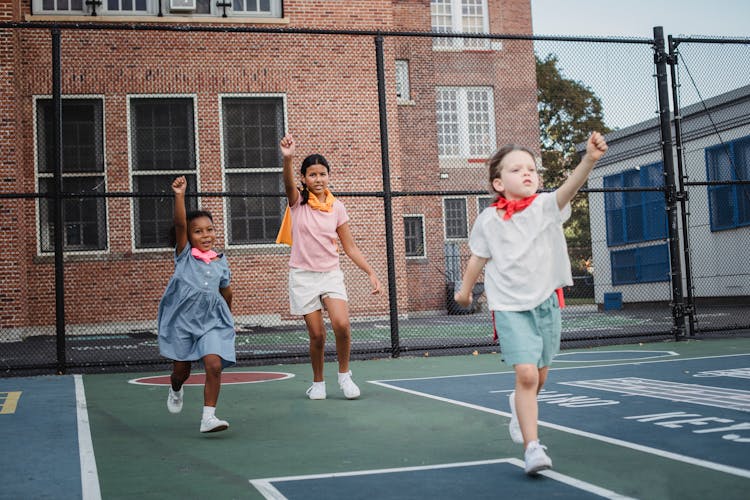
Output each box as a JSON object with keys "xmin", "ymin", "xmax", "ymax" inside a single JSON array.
[
  {"xmin": 374, "ymin": 34, "xmax": 400, "ymax": 357},
  {"xmin": 653, "ymin": 26, "xmax": 686, "ymax": 340},
  {"xmin": 51, "ymin": 27, "xmax": 67, "ymax": 373},
  {"xmin": 667, "ymin": 34, "xmax": 696, "ymax": 336}
]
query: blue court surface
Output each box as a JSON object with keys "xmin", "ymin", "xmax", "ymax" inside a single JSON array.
[
  {"xmin": 0, "ymin": 374, "xmax": 100, "ymax": 500},
  {"xmin": 371, "ymin": 353, "xmax": 750, "ymax": 478},
  {"xmin": 3, "ymin": 342, "xmax": 750, "ymax": 500}
]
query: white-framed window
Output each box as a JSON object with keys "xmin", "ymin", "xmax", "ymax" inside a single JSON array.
[
  {"xmin": 430, "ymin": 0, "xmax": 490, "ymax": 50},
  {"xmin": 221, "ymin": 95, "xmax": 286, "ymax": 245},
  {"xmin": 129, "ymin": 96, "xmax": 198, "ymax": 249},
  {"xmin": 404, "ymin": 215, "xmax": 426, "ymax": 258},
  {"xmin": 443, "ymin": 197, "xmax": 468, "ymax": 239},
  {"xmin": 33, "ymin": 0, "xmax": 154, "ymax": 15},
  {"xmin": 32, "ymin": 0, "xmax": 282, "ymax": 17},
  {"xmin": 230, "ymin": 0, "xmax": 282, "ymax": 17},
  {"xmin": 436, "ymin": 86, "xmax": 495, "ymax": 158},
  {"xmin": 35, "ymin": 96, "xmax": 108, "ymax": 253},
  {"xmin": 395, "ymin": 60, "xmax": 411, "ymax": 102}
]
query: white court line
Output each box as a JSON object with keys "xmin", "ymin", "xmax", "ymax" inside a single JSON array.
[
  {"xmin": 249, "ymin": 458, "xmax": 635, "ymax": 500},
  {"xmin": 553, "ymin": 350, "xmax": 679, "ymax": 363},
  {"xmin": 74, "ymin": 375, "xmax": 102, "ymax": 500},
  {"xmin": 369, "ymin": 352, "xmax": 750, "ymax": 480},
  {"xmin": 372, "ymin": 352, "xmax": 750, "ymax": 384}
]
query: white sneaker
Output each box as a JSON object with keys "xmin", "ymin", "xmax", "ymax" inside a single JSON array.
[
  {"xmin": 167, "ymin": 387, "xmax": 183, "ymax": 414},
  {"xmin": 306, "ymin": 381, "xmax": 326, "ymax": 400},
  {"xmin": 524, "ymin": 440, "xmax": 552, "ymax": 475},
  {"xmin": 508, "ymin": 391, "xmax": 523, "ymax": 443},
  {"xmin": 338, "ymin": 371, "xmax": 360, "ymax": 399},
  {"xmin": 200, "ymin": 415, "xmax": 229, "ymax": 433}
]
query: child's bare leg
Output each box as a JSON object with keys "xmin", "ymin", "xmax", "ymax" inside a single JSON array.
[
  {"xmin": 202, "ymin": 354, "xmax": 222, "ymax": 407},
  {"xmin": 171, "ymin": 361, "xmax": 191, "ymax": 391},
  {"xmin": 514, "ymin": 363, "xmax": 541, "ymax": 446},
  {"xmin": 304, "ymin": 310, "xmax": 327, "ymax": 382},
  {"xmin": 323, "ymin": 298, "xmax": 351, "ymax": 373}
]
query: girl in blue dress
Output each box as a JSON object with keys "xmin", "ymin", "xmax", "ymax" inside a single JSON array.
[{"xmin": 157, "ymin": 176, "xmax": 235, "ymax": 433}]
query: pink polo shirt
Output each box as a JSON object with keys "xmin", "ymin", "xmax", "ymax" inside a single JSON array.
[{"xmin": 288, "ymin": 194, "xmax": 349, "ymax": 272}]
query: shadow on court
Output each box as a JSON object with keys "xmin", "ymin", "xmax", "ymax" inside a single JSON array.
[{"xmin": 1, "ymin": 337, "xmax": 749, "ymax": 499}]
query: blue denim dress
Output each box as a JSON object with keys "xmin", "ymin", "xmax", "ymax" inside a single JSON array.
[{"xmin": 157, "ymin": 242, "xmax": 236, "ymax": 368}]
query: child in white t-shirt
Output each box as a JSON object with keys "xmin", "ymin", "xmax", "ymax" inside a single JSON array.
[{"xmin": 455, "ymin": 132, "xmax": 608, "ymax": 475}]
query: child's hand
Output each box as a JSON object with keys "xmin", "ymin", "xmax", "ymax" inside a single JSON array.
[
  {"xmin": 280, "ymin": 134, "xmax": 296, "ymax": 159},
  {"xmin": 454, "ymin": 290, "xmax": 472, "ymax": 308},
  {"xmin": 172, "ymin": 176, "xmax": 187, "ymax": 195},
  {"xmin": 369, "ymin": 273, "xmax": 382, "ymax": 295},
  {"xmin": 586, "ymin": 132, "xmax": 608, "ymax": 161}
]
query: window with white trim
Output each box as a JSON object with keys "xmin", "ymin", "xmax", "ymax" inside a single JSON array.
[
  {"xmin": 404, "ymin": 215, "xmax": 426, "ymax": 258},
  {"xmin": 36, "ymin": 98, "xmax": 108, "ymax": 252},
  {"xmin": 706, "ymin": 136, "xmax": 750, "ymax": 231},
  {"xmin": 443, "ymin": 197, "xmax": 468, "ymax": 239},
  {"xmin": 395, "ymin": 60, "xmax": 411, "ymax": 102},
  {"xmin": 436, "ymin": 87, "xmax": 495, "ymax": 158},
  {"xmin": 222, "ymin": 96, "xmax": 285, "ymax": 245},
  {"xmin": 32, "ymin": 0, "xmax": 282, "ymax": 17},
  {"xmin": 430, "ymin": 0, "xmax": 489, "ymax": 50},
  {"xmin": 130, "ymin": 97, "xmax": 198, "ymax": 249}
]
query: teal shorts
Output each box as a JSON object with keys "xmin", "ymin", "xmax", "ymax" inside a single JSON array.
[{"xmin": 493, "ymin": 293, "xmax": 561, "ymax": 368}]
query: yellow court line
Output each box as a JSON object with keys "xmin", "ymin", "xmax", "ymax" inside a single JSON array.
[{"xmin": 0, "ymin": 392, "xmax": 22, "ymax": 414}]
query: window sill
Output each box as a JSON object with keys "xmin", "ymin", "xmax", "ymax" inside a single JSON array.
[
  {"xmin": 25, "ymin": 14, "xmax": 290, "ymax": 25},
  {"xmin": 397, "ymin": 98, "xmax": 416, "ymax": 106}
]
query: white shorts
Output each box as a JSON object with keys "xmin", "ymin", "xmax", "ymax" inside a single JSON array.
[{"xmin": 288, "ymin": 267, "xmax": 348, "ymax": 316}]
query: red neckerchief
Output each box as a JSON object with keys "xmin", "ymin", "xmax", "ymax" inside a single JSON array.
[
  {"xmin": 191, "ymin": 247, "xmax": 218, "ymax": 264},
  {"xmin": 490, "ymin": 194, "xmax": 538, "ymax": 220}
]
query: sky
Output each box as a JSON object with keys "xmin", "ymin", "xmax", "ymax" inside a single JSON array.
[
  {"xmin": 529, "ymin": 0, "xmax": 750, "ymax": 129},
  {"xmin": 530, "ymin": 0, "xmax": 750, "ymax": 38}
]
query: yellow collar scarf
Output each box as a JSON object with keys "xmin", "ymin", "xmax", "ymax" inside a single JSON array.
[{"xmin": 275, "ymin": 189, "xmax": 336, "ymax": 246}]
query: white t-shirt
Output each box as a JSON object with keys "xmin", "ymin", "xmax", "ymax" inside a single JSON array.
[{"xmin": 468, "ymin": 192, "xmax": 573, "ymax": 311}]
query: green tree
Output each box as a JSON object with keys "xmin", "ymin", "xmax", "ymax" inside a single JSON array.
[{"xmin": 536, "ymin": 54, "xmax": 611, "ymax": 275}]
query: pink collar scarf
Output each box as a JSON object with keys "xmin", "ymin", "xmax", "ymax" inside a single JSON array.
[{"xmin": 191, "ymin": 247, "xmax": 218, "ymax": 264}]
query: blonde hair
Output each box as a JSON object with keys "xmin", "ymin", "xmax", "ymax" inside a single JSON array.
[{"xmin": 487, "ymin": 144, "xmax": 537, "ymax": 198}]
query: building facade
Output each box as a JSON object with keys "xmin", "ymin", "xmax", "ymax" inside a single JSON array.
[
  {"xmin": 587, "ymin": 85, "xmax": 750, "ymax": 307},
  {"xmin": 0, "ymin": 0, "xmax": 537, "ymax": 338}
]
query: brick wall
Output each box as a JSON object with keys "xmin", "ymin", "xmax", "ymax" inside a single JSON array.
[{"xmin": 2, "ymin": 0, "xmax": 535, "ymax": 332}]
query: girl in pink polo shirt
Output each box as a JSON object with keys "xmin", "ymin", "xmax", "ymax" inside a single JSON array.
[{"xmin": 277, "ymin": 134, "xmax": 382, "ymax": 400}]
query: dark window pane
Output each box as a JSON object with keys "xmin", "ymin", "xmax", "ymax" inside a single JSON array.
[
  {"xmin": 132, "ymin": 98, "xmax": 195, "ymax": 171},
  {"xmin": 444, "ymin": 198, "xmax": 467, "ymax": 239},
  {"xmin": 226, "ymin": 173, "xmax": 283, "ymax": 244},
  {"xmin": 39, "ymin": 176, "xmax": 107, "ymax": 252},
  {"xmin": 222, "ymin": 97, "xmax": 283, "ymax": 170},
  {"xmin": 404, "ymin": 216, "xmax": 425, "ymax": 257}
]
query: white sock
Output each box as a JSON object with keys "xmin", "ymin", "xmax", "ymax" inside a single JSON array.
[
  {"xmin": 338, "ymin": 370, "xmax": 351, "ymax": 381},
  {"xmin": 202, "ymin": 406, "xmax": 216, "ymax": 419},
  {"xmin": 526, "ymin": 440, "xmax": 539, "ymax": 450}
]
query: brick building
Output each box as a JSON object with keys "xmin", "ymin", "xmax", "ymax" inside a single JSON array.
[{"xmin": 0, "ymin": 0, "xmax": 537, "ymax": 339}]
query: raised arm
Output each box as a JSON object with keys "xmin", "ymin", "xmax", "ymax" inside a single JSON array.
[
  {"xmin": 280, "ymin": 134, "xmax": 299, "ymax": 206},
  {"xmin": 555, "ymin": 132, "xmax": 608, "ymax": 209},
  {"xmin": 172, "ymin": 176, "xmax": 188, "ymax": 255},
  {"xmin": 337, "ymin": 223, "xmax": 382, "ymax": 295}
]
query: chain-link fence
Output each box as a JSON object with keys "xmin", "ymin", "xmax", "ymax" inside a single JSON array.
[{"xmin": 1, "ymin": 22, "xmax": 748, "ymax": 376}]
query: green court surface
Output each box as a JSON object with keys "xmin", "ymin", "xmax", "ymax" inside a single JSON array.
[{"xmin": 3, "ymin": 337, "xmax": 749, "ymax": 499}]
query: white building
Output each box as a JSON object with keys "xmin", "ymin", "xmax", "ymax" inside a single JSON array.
[{"xmin": 587, "ymin": 84, "xmax": 750, "ymax": 307}]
